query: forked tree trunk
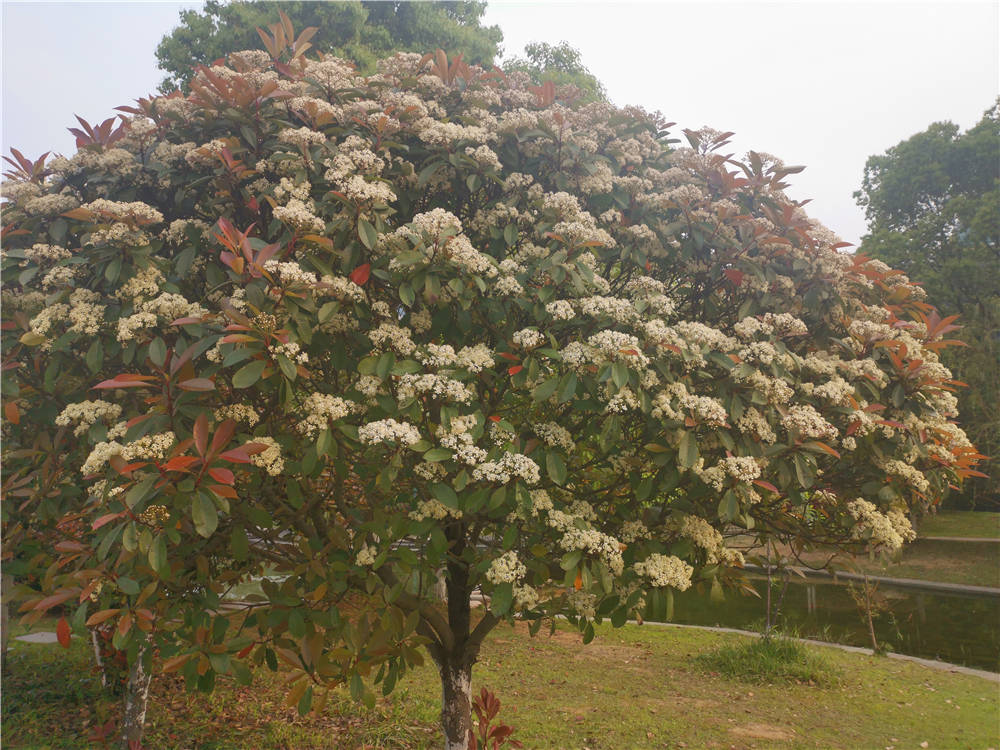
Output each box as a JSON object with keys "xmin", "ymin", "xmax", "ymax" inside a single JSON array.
[{"xmin": 119, "ymin": 636, "xmax": 152, "ymax": 749}]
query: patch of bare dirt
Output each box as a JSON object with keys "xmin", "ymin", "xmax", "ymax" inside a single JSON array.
[{"xmin": 728, "ymin": 722, "xmax": 795, "ymax": 741}]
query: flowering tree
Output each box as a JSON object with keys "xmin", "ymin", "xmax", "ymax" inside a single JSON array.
[{"xmin": 1, "ymin": 16, "xmax": 983, "ymax": 749}]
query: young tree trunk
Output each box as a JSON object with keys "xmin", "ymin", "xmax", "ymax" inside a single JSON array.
[
  {"xmin": 437, "ymin": 655, "xmax": 473, "ymax": 750},
  {"xmin": 119, "ymin": 637, "xmax": 152, "ymax": 749},
  {"xmin": 1, "ymin": 572, "xmax": 11, "ymax": 659}
]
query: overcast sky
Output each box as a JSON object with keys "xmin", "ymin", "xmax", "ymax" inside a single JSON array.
[{"xmin": 3, "ymin": 1, "xmax": 998, "ymax": 246}]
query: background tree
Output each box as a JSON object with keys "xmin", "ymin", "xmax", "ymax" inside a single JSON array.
[
  {"xmin": 503, "ymin": 41, "xmax": 606, "ymax": 101},
  {"xmin": 2, "ymin": 14, "xmax": 981, "ymax": 749},
  {"xmin": 855, "ymin": 102, "xmax": 999, "ymax": 509},
  {"xmin": 155, "ymin": 0, "xmax": 503, "ymax": 91}
]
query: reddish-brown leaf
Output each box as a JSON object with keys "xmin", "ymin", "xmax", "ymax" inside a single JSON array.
[
  {"xmin": 349, "ymin": 263, "xmax": 371, "ymax": 286},
  {"xmin": 507, "ymin": 365, "xmax": 523, "ymax": 375},
  {"xmin": 4, "ymin": 401, "xmax": 19, "ymax": 424},
  {"xmin": 85, "ymin": 608, "xmax": 121, "ymax": 627},
  {"xmin": 208, "ymin": 467, "xmax": 235, "ymax": 485},
  {"xmin": 92, "ymin": 512, "xmax": 124, "ymax": 530},
  {"xmin": 193, "ymin": 412, "xmax": 209, "ymax": 457},
  {"xmin": 56, "ymin": 617, "xmax": 71, "ymax": 648},
  {"xmin": 177, "ymin": 377, "xmax": 215, "ymax": 392}
]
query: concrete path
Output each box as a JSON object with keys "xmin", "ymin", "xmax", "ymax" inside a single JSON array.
[
  {"xmin": 742, "ymin": 563, "xmax": 1000, "ymax": 597},
  {"xmin": 919, "ymin": 535, "xmax": 1000, "ymax": 543},
  {"xmin": 13, "ymin": 631, "xmax": 61, "ymax": 644}
]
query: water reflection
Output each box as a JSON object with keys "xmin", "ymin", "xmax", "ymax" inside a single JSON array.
[{"xmin": 652, "ymin": 576, "xmax": 1000, "ymax": 672}]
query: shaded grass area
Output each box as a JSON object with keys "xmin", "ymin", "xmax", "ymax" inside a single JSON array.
[
  {"xmin": 918, "ymin": 510, "xmax": 1000, "ymax": 539},
  {"xmin": 4, "ymin": 618, "xmax": 997, "ymax": 749},
  {"xmin": 694, "ymin": 634, "xmax": 838, "ymax": 686}
]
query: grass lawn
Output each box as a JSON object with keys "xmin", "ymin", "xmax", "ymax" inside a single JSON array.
[
  {"xmin": 918, "ymin": 511, "xmax": 1000, "ymax": 539},
  {"xmin": 3, "ymin": 617, "xmax": 997, "ymax": 749}
]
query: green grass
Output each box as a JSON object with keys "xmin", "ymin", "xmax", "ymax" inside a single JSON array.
[
  {"xmin": 694, "ymin": 633, "xmax": 838, "ymax": 685},
  {"xmin": 4, "ymin": 617, "xmax": 998, "ymax": 749},
  {"xmin": 918, "ymin": 510, "xmax": 1000, "ymax": 539}
]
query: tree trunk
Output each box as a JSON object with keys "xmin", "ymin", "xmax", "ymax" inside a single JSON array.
[
  {"xmin": 437, "ymin": 656, "xmax": 473, "ymax": 750},
  {"xmin": 1, "ymin": 572, "xmax": 11, "ymax": 659},
  {"xmin": 119, "ymin": 637, "xmax": 152, "ymax": 750}
]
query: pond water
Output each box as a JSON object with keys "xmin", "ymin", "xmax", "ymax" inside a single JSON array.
[{"xmin": 653, "ymin": 575, "xmax": 1000, "ymax": 672}]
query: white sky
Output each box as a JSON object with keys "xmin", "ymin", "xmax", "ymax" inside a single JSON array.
[{"xmin": 3, "ymin": 0, "xmax": 998, "ymax": 246}]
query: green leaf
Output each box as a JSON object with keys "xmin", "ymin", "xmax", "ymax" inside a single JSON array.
[
  {"xmin": 318, "ymin": 301, "xmax": 338, "ymax": 324},
  {"xmin": 422, "ymin": 448, "xmax": 452, "ymax": 462},
  {"xmin": 117, "ymin": 577, "xmax": 139, "ymax": 596},
  {"xmin": 85, "ymin": 340, "xmax": 103, "ymax": 374},
  {"xmin": 546, "ymin": 452, "xmax": 567, "ymax": 485},
  {"xmin": 532, "ymin": 376, "xmax": 560, "ymax": 402},
  {"xmin": 148, "ymin": 338, "xmax": 167, "ymax": 368},
  {"xmin": 192, "ymin": 493, "xmax": 218, "ymax": 538},
  {"xmin": 611, "ymin": 361, "xmax": 629, "ymax": 388},
  {"xmin": 503, "ymin": 223, "xmax": 518, "ymax": 247},
  {"xmin": 357, "ymin": 217, "xmax": 377, "ymax": 250},
  {"xmin": 677, "ymin": 432, "xmax": 699, "ymax": 469},
  {"xmin": 560, "ymin": 550, "xmax": 582, "ymax": 571},
  {"xmin": 149, "ymin": 534, "xmax": 168, "ymax": 575},
  {"xmin": 431, "ymin": 483, "xmax": 459, "ymax": 509},
  {"xmin": 399, "ymin": 283, "xmax": 415, "ymax": 308},
  {"xmin": 297, "ymin": 685, "xmax": 313, "ymax": 716},
  {"xmin": 557, "ymin": 371, "xmax": 577, "ymax": 403},
  {"xmin": 276, "ymin": 353, "xmax": 297, "ymax": 381},
  {"xmin": 417, "ymin": 160, "xmax": 443, "ymax": 188},
  {"xmin": 230, "ymin": 527, "xmax": 249, "ymax": 561},
  {"xmin": 490, "ymin": 582, "xmax": 513, "ymax": 616},
  {"xmin": 125, "ymin": 475, "xmax": 158, "ymax": 510},
  {"xmin": 232, "ymin": 360, "xmax": 265, "ymax": 389}
]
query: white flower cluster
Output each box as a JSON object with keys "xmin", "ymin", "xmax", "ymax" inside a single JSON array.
[
  {"xmin": 55, "ymin": 400, "xmax": 122, "ymax": 437},
  {"xmin": 485, "ymin": 551, "xmax": 526, "ymax": 585},
  {"xmin": 369, "ymin": 323, "xmax": 416, "ymax": 355},
  {"xmin": 355, "ymin": 544, "xmax": 378, "ymax": 567},
  {"xmin": 781, "ymin": 404, "xmax": 838, "ymax": 441},
  {"xmin": 472, "ymin": 452, "xmax": 541, "ymax": 485},
  {"xmin": 533, "ymin": 422, "xmax": 576, "ymax": 453},
  {"xmin": 678, "ymin": 515, "xmax": 743, "ymax": 566},
  {"xmin": 271, "ymin": 340, "xmax": 309, "ymax": 365},
  {"xmin": 117, "ymin": 266, "xmax": 165, "ymax": 301},
  {"xmin": 273, "ymin": 199, "xmax": 325, "ymax": 233},
  {"xmin": 396, "ymin": 373, "xmax": 474, "ymax": 403},
  {"xmin": 847, "ymin": 499, "xmax": 916, "ymax": 552},
  {"xmin": 410, "ymin": 498, "xmax": 463, "ymax": 522},
  {"xmin": 82, "ymin": 199, "xmax": 163, "ymax": 226},
  {"xmin": 278, "ymin": 127, "xmax": 326, "ymax": 149},
  {"xmin": 633, "ymin": 554, "xmax": 693, "ymax": 590},
  {"xmin": 214, "ymin": 404, "xmax": 259, "ymax": 426},
  {"xmin": 80, "ymin": 432, "xmax": 176, "ymax": 475},
  {"xmin": 297, "ymin": 393, "xmax": 356, "ymax": 437},
  {"xmin": 512, "ymin": 328, "xmax": 545, "ymax": 349},
  {"xmin": 249, "ymin": 436, "xmax": 284, "ymax": 476},
  {"xmin": 545, "ymin": 300, "xmax": 575, "ymax": 320},
  {"xmin": 877, "ymin": 459, "xmax": 931, "ymax": 494},
  {"xmin": 358, "ymin": 419, "xmax": 422, "ymax": 446}
]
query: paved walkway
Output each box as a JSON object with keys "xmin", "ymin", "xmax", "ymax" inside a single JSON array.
[
  {"xmin": 920, "ymin": 535, "xmax": 1000, "ymax": 543},
  {"xmin": 743, "ymin": 563, "xmax": 1000, "ymax": 597}
]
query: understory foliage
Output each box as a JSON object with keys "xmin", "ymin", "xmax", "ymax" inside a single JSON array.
[{"xmin": 0, "ymin": 13, "xmax": 983, "ymax": 747}]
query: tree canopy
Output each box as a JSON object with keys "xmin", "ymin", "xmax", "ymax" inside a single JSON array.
[
  {"xmin": 155, "ymin": 0, "xmax": 503, "ymax": 91},
  {"xmin": 855, "ymin": 102, "xmax": 999, "ymax": 508},
  {"xmin": 1, "ymin": 14, "xmax": 982, "ymax": 749},
  {"xmin": 503, "ymin": 41, "xmax": 606, "ymax": 102}
]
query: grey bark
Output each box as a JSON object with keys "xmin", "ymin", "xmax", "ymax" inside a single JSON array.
[{"xmin": 118, "ymin": 637, "xmax": 152, "ymax": 749}]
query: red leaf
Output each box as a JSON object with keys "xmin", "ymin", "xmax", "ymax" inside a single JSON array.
[
  {"xmin": 507, "ymin": 365, "xmax": 523, "ymax": 375},
  {"xmin": 161, "ymin": 456, "xmax": 200, "ymax": 472},
  {"xmin": 4, "ymin": 401, "xmax": 20, "ymax": 424},
  {"xmin": 57, "ymin": 617, "xmax": 71, "ymax": 648},
  {"xmin": 498, "ymin": 352, "xmax": 519, "ymax": 361},
  {"xmin": 723, "ymin": 268, "xmax": 744, "ymax": 286},
  {"xmin": 208, "ymin": 467, "xmax": 235, "ymax": 485},
  {"xmin": 34, "ymin": 590, "xmax": 77, "ymax": 613},
  {"xmin": 85, "ymin": 608, "xmax": 120, "ymax": 627},
  {"xmin": 752, "ymin": 479, "xmax": 779, "ymax": 493},
  {"xmin": 349, "ymin": 263, "xmax": 371, "ymax": 286},
  {"xmin": 218, "ymin": 449, "xmax": 251, "ymax": 464},
  {"xmin": 210, "ymin": 420, "xmax": 236, "ymax": 455},
  {"xmin": 193, "ymin": 412, "xmax": 209, "ymax": 457},
  {"xmin": 210, "ymin": 483, "xmax": 238, "ymax": 499},
  {"xmin": 170, "ymin": 317, "xmax": 204, "ymax": 326},
  {"xmin": 92, "ymin": 512, "xmax": 124, "ymax": 530},
  {"xmin": 236, "ymin": 643, "xmax": 255, "ymax": 658},
  {"xmin": 488, "ymin": 415, "xmax": 501, "ymax": 423},
  {"xmin": 177, "ymin": 377, "xmax": 215, "ymax": 392},
  {"xmin": 93, "ymin": 374, "xmax": 157, "ymax": 390}
]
